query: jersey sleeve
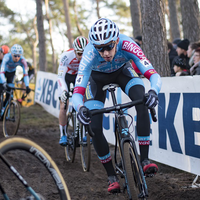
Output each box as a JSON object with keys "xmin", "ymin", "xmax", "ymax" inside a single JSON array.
[
  {"xmin": 120, "ymin": 35, "xmax": 162, "ymax": 94},
  {"xmin": 72, "ymin": 43, "xmax": 96, "ymax": 111},
  {"xmin": 0, "ymin": 54, "xmax": 9, "ymax": 83},
  {"xmin": 57, "ymin": 53, "xmax": 69, "ymax": 93}
]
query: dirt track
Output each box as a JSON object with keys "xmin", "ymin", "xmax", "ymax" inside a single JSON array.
[{"xmin": 1, "ymin": 103, "xmax": 200, "ymax": 200}]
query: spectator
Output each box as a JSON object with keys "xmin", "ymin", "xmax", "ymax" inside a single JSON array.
[
  {"xmin": 172, "ymin": 38, "xmax": 181, "ymax": 49},
  {"xmin": 134, "ymin": 35, "xmax": 142, "ymax": 47},
  {"xmin": 168, "ymin": 41, "xmax": 178, "ymax": 76},
  {"xmin": 0, "ymin": 45, "xmax": 10, "ymax": 66},
  {"xmin": 187, "ymin": 41, "xmax": 200, "ymax": 67},
  {"xmin": 190, "ymin": 47, "xmax": 200, "ymax": 75},
  {"xmin": 173, "ymin": 57, "xmax": 190, "ymax": 76},
  {"xmin": 172, "ymin": 39, "xmax": 190, "ymax": 71}
]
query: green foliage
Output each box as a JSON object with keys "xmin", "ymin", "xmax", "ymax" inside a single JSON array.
[
  {"xmin": 1, "ymin": 0, "xmax": 133, "ymax": 72},
  {"xmin": 0, "ymin": 1, "xmax": 15, "ymax": 18}
]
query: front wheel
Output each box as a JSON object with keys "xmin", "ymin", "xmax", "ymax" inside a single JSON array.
[
  {"xmin": 65, "ymin": 113, "xmax": 76, "ymax": 163},
  {"xmin": 123, "ymin": 142, "xmax": 148, "ymax": 200},
  {"xmin": 3, "ymin": 100, "xmax": 20, "ymax": 137},
  {"xmin": 80, "ymin": 124, "xmax": 91, "ymax": 172},
  {"xmin": 0, "ymin": 136, "xmax": 71, "ymax": 200}
]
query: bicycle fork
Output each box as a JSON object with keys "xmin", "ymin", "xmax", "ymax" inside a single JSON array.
[{"xmin": 114, "ymin": 115, "xmax": 148, "ymax": 198}]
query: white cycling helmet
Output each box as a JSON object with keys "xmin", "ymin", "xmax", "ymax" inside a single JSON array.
[
  {"xmin": 89, "ymin": 18, "xmax": 119, "ymax": 46},
  {"xmin": 73, "ymin": 36, "xmax": 88, "ymax": 52},
  {"xmin": 11, "ymin": 44, "xmax": 23, "ymax": 55}
]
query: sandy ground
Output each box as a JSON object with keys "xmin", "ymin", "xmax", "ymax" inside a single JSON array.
[{"xmin": 0, "ymin": 103, "xmax": 200, "ymax": 200}]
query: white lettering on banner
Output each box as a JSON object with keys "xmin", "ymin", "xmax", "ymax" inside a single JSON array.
[
  {"xmin": 35, "ymin": 71, "xmax": 60, "ymax": 118},
  {"xmin": 35, "ymin": 72, "xmax": 200, "ymax": 175}
]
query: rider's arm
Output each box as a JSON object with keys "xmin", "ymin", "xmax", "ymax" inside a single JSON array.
[
  {"xmin": 21, "ymin": 58, "xmax": 29, "ymax": 87},
  {"xmin": 120, "ymin": 35, "xmax": 162, "ymax": 94},
  {"xmin": 72, "ymin": 43, "xmax": 95, "ymax": 111},
  {"xmin": 0, "ymin": 54, "xmax": 9, "ymax": 83},
  {"xmin": 57, "ymin": 52, "xmax": 69, "ymax": 93}
]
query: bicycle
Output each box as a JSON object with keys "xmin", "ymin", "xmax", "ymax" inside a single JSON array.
[
  {"xmin": 0, "ymin": 136, "xmax": 71, "ymax": 200},
  {"xmin": 87, "ymin": 83, "xmax": 157, "ymax": 200},
  {"xmin": 64, "ymin": 87, "xmax": 91, "ymax": 172},
  {"xmin": 0, "ymin": 84, "xmax": 29, "ymax": 137}
]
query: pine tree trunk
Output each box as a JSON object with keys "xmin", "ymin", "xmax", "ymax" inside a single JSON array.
[
  {"xmin": 62, "ymin": 0, "xmax": 73, "ymax": 48},
  {"xmin": 180, "ymin": 0, "xmax": 200, "ymax": 42},
  {"xmin": 45, "ymin": 0, "xmax": 57, "ymax": 73},
  {"xmin": 168, "ymin": 0, "xmax": 181, "ymax": 41},
  {"xmin": 140, "ymin": 0, "xmax": 170, "ymax": 77},
  {"xmin": 130, "ymin": 0, "xmax": 142, "ymax": 37},
  {"xmin": 36, "ymin": 0, "xmax": 47, "ymax": 72}
]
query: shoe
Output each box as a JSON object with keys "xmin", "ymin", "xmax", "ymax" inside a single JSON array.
[
  {"xmin": 142, "ymin": 159, "xmax": 158, "ymax": 176},
  {"xmin": 107, "ymin": 175, "xmax": 120, "ymax": 193},
  {"xmin": 59, "ymin": 135, "xmax": 68, "ymax": 146}
]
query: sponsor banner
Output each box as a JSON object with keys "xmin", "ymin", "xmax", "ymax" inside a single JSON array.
[
  {"xmin": 35, "ymin": 71, "xmax": 60, "ymax": 118},
  {"xmin": 35, "ymin": 71, "xmax": 200, "ymax": 175}
]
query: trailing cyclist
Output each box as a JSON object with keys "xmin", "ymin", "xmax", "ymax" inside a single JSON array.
[
  {"xmin": 72, "ymin": 18, "xmax": 162, "ymax": 193},
  {"xmin": 0, "ymin": 44, "xmax": 31, "ymax": 110},
  {"xmin": 57, "ymin": 36, "xmax": 88, "ymax": 146}
]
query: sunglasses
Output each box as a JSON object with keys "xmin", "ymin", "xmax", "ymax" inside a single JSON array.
[
  {"xmin": 13, "ymin": 55, "xmax": 21, "ymax": 58},
  {"xmin": 95, "ymin": 42, "xmax": 116, "ymax": 52},
  {"xmin": 76, "ymin": 52, "xmax": 83, "ymax": 56}
]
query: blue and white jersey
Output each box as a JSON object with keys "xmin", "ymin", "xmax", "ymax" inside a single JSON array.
[
  {"xmin": 0, "ymin": 53, "xmax": 29, "ymax": 86},
  {"xmin": 72, "ymin": 34, "xmax": 162, "ymax": 111}
]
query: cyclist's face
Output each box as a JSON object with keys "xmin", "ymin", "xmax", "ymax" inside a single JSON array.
[
  {"xmin": 12, "ymin": 54, "xmax": 21, "ymax": 62},
  {"xmin": 96, "ymin": 38, "xmax": 119, "ymax": 62},
  {"xmin": 75, "ymin": 51, "xmax": 83, "ymax": 61}
]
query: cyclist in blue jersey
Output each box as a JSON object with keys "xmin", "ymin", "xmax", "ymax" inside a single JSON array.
[
  {"xmin": 0, "ymin": 44, "xmax": 31, "ymax": 107},
  {"xmin": 72, "ymin": 18, "xmax": 162, "ymax": 193}
]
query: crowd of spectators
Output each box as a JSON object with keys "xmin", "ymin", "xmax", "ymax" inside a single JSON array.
[
  {"xmin": 168, "ymin": 38, "xmax": 200, "ymax": 77},
  {"xmin": 132, "ymin": 36, "xmax": 200, "ymax": 77}
]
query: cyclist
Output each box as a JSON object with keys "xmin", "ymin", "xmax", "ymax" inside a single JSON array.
[
  {"xmin": 57, "ymin": 36, "xmax": 88, "ymax": 146},
  {"xmin": 0, "ymin": 44, "xmax": 31, "ymax": 108},
  {"xmin": 72, "ymin": 18, "xmax": 162, "ymax": 193},
  {"xmin": 0, "ymin": 45, "xmax": 10, "ymax": 66}
]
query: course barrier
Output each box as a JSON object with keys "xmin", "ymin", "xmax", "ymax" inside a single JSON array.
[{"xmin": 35, "ymin": 71, "xmax": 200, "ymax": 176}]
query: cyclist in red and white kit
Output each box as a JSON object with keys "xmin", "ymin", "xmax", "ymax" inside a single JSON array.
[{"xmin": 57, "ymin": 36, "xmax": 88, "ymax": 146}]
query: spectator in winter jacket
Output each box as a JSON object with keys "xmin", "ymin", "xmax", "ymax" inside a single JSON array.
[
  {"xmin": 190, "ymin": 47, "xmax": 200, "ymax": 75},
  {"xmin": 172, "ymin": 39, "xmax": 190, "ymax": 72},
  {"xmin": 173, "ymin": 57, "xmax": 190, "ymax": 76},
  {"xmin": 187, "ymin": 41, "xmax": 200, "ymax": 67},
  {"xmin": 168, "ymin": 41, "xmax": 178, "ymax": 76}
]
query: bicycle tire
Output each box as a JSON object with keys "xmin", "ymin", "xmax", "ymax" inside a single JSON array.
[
  {"xmin": 80, "ymin": 124, "xmax": 91, "ymax": 172},
  {"xmin": 3, "ymin": 100, "xmax": 20, "ymax": 137},
  {"xmin": 0, "ymin": 136, "xmax": 71, "ymax": 200},
  {"xmin": 65, "ymin": 112, "xmax": 76, "ymax": 163},
  {"xmin": 123, "ymin": 142, "xmax": 147, "ymax": 200}
]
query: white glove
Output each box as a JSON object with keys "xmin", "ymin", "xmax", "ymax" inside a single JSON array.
[{"xmin": 61, "ymin": 90, "xmax": 69, "ymax": 103}]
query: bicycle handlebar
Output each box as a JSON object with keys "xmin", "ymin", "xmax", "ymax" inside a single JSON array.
[
  {"xmin": 6, "ymin": 84, "xmax": 34, "ymax": 92},
  {"xmin": 86, "ymin": 98, "xmax": 157, "ymax": 137}
]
